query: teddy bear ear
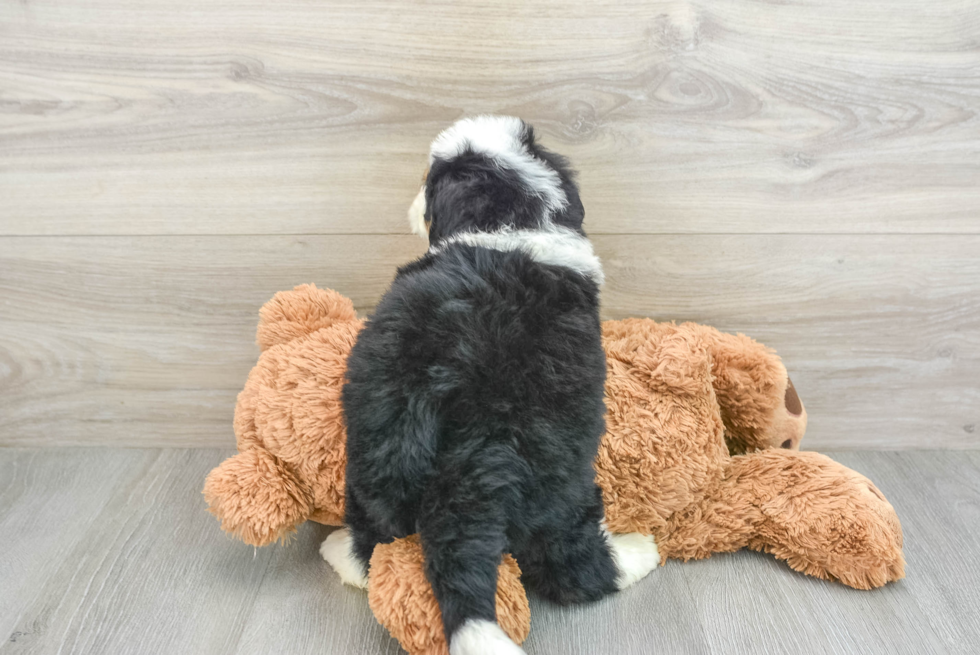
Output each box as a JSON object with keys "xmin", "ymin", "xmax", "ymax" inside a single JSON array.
[{"xmin": 256, "ymin": 284, "xmax": 358, "ymax": 351}]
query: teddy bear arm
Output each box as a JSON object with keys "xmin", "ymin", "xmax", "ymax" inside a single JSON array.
[
  {"xmin": 711, "ymin": 450, "xmax": 904, "ymax": 589},
  {"xmin": 656, "ymin": 476, "xmax": 764, "ymax": 562}
]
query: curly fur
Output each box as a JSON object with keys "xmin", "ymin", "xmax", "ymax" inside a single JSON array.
[{"xmin": 342, "ymin": 117, "xmax": 626, "ymax": 648}]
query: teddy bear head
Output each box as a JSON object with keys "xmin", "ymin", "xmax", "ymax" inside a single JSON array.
[{"xmin": 204, "ymin": 285, "xmax": 361, "ymax": 545}]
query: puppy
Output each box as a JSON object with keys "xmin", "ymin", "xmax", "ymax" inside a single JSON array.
[{"xmin": 323, "ymin": 116, "xmax": 658, "ymax": 654}]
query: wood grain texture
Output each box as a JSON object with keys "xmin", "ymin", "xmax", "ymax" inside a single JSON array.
[
  {"xmin": 2, "ymin": 234, "xmax": 977, "ymax": 449},
  {"xmin": 0, "ymin": 449, "xmax": 279, "ymax": 654},
  {"xmin": 0, "ymin": 235, "xmax": 428, "ymax": 447},
  {"xmin": 1, "ymin": 0, "xmax": 979, "ymax": 450},
  {"xmin": 0, "ymin": 449, "xmax": 159, "ymax": 646},
  {"xmin": 1, "ymin": 0, "xmax": 978, "ymax": 235},
  {"xmin": 829, "ymin": 451, "xmax": 980, "ymax": 651},
  {"xmin": 2, "ymin": 448, "xmax": 979, "ymax": 654},
  {"xmin": 602, "ymin": 234, "xmax": 980, "ymax": 450}
]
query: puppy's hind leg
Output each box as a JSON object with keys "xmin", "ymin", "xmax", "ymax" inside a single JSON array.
[
  {"xmin": 516, "ymin": 485, "xmax": 658, "ymax": 605},
  {"xmin": 419, "ymin": 446, "xmax": 527, "ymax": 655},
  {"xmin": 321, "ymin": 485, "xmax": 391, "ymax": 589}
]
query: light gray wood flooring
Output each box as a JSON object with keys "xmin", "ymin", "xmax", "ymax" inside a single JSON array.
[{"xmin": 1, "ymin": 448, "xmax": 978, "ymax": 654}]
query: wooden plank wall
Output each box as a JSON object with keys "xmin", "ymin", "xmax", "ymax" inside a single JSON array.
[{"xmin": 1, "ymin": 0, "xmax": 978, "ymax": 449}]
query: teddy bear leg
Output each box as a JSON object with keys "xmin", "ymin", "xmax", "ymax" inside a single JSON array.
[
  {"xmin": 202, "ymin": 449, "xmax": 314, "ymax": 547},
  {"xmin": 696, "ymin": 325, "xmax": 807, "ymax": 454}
]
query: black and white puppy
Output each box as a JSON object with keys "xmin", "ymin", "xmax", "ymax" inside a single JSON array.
[{"xmin": 322, "ymin": 116, "xmax": 658, "ymax": 655}]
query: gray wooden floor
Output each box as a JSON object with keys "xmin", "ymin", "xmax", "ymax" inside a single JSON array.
[{"xmin": 1, "ymin": 449, "xmax": 978, "ymax": 654}]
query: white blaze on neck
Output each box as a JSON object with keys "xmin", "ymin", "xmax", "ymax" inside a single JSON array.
[{"xmin": 429, "ymin": 224, "xmax": 604, "ymax": 285}]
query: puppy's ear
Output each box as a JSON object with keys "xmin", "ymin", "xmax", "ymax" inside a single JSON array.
[
  {"xmin": 407, "ymin": 168, "xmax": 429, "ymax": 238},
  {"xmin": 519, "ymin": 122, "xmax": 536, "ymax": 148},
  {"xmin": 523, "ymin": 138, "xmax": 585, "ymax": 232}
]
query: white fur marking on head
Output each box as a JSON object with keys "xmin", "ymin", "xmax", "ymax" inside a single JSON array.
[
  {"xmin": 450, "ymin": 619, "xmax": 526, "ymax": 655},
  {"xmin": 429, "ymin": 115, "xmax": 568, "ymax": 216},
  {"xmin": 407, "ymin": 185, "xmax": 427, "ymax": 237},
  {"xmin": 430, "ymin": 224, "xmax": 604, "ymax": 285},
  {"xmin": 603, "ymin": 526, "xmax": 660, "ymax": 590},
  {"xmin": 320, "ymin": 528, "xmax": 369, "ymax": 589}
]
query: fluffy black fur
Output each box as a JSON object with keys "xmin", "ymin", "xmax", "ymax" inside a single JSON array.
[
  {"xmin": 342, "ymin": 121, "xmax": 619, "ymax": 644},
  {"xmin": 424, "ymin": 126, "xmax": 586, "ymax": 245}
]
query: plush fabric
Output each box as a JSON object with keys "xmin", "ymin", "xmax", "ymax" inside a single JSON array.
[
  {"xmin": 204, "ymin": 284, "xmax": 904, "ymax": 655},
  {"xmin": 369, "ymin": 535, "xmax": 530, "ymax": 655}
]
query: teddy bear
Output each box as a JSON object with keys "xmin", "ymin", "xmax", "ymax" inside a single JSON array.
[{"xmin": 204, "ymin": 284, "xmax": 904, "ymax": 655}]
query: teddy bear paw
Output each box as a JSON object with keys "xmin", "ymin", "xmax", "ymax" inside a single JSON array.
[
  {"xmin": 450, "ymin": 619, "xmax": 526, "ymax": 655},
  {"xmin": 320, "ymin": 528, "xmax": 369, "ymax": 589},
  {"xmin": 608, "ymin": 532, "xmax": 660, "ymax": 590}
]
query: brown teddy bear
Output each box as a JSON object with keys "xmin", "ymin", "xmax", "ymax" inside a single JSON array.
[{"xmin": 204, "ymin": 284, "xmax": 904, "ymax": 655}]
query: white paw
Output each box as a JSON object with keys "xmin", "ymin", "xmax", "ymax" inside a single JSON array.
[
  {"xmin": 320, "ymin": 528, "xmax": 369, "ymax": 589},
  {"xmin": 450, "ymin": 619, "xmax": 525, "ymax": 655},
  {"xmin": 608, "ymin": 531, "xmax": 660, "ymax": 590}
]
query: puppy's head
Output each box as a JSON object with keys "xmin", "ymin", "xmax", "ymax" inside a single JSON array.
[{"xmin": 407, "ymin": 116, "xmax": 584, "ymax": 246}]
